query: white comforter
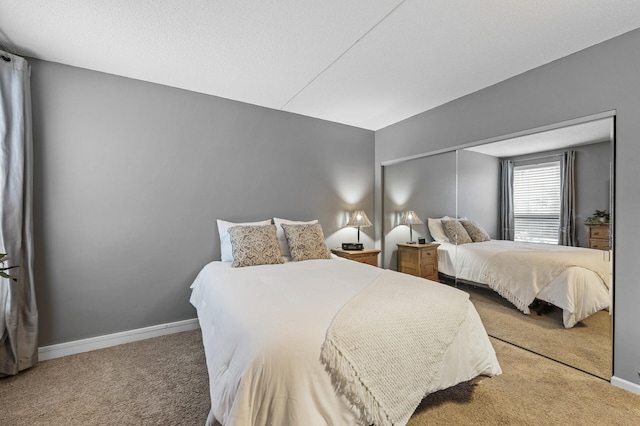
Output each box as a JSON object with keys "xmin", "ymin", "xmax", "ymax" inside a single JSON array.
[
  {"xmin": 438, "ymin": 240, "xmax": 611, "ymax": 328},
  {"xmin": 190, "ymin": 257, "xmax": 501, "ymax": 426}
]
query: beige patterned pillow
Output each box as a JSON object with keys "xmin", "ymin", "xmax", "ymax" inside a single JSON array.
[
  {"xmin": 460, "ymin": 220, "xmax": 491, "ymax": 242},
  {"xmin": 440, "ymin": 219, "xmax": 473, "ymax": 244},
  {"xmin": 281, "ymin": 223, "xmax": 332, "ymax": 262},
  {"xmin": 228, "ymin": 225, "xmax": 284, "ymax": 268}
]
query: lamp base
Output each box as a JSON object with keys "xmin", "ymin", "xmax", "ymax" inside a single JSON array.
[
  {"xmin": 342, "ymin": 242, "xmax": 364, "ymax": 250},
  {"xmin": 405, "ymin": 241, "xmax": 417, "ymax": 244}
]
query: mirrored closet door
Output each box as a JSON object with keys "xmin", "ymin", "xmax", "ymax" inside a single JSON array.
[{"xmin": 382, "ymin": 114, "xmax": 614, "ymax": 380}]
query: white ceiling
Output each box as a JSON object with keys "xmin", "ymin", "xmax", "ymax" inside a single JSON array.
[
  {"xmin": 2, "ymin": 1, "xmax": 640, "ymax": 130},
  {"xmin": 465, "ymin": 117, "xmax": 613, "ymax": 158}
]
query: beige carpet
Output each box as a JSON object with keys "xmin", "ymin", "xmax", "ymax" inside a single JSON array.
[
  {"xmin": 0, "ymin": 331, "xmax": 210, "ymax": 425},
  {"xmin": 2, "ymin": 329, "xmax": 639, "ymax": 425},
  {"xmin": 411, "ymin": 339, "xmax": 638, "ymax": 425},
  {"xmin": 460, "ymin": 283, "xmax": 612, "ymax": 379}
]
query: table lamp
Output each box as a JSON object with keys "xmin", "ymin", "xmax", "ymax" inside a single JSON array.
[{"xmin": 343, "ymin": 210, "xmax": 372, "ymax": 250}]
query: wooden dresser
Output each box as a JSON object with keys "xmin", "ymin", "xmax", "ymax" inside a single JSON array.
[
  {"xmin": 331, "ymin": 248, "xmax": 381, "ymax": 267},
  {"xmin": 397, "ymin": 243, "xmax": 440, "ymax": 281},
  {"xmin": 585, "ymin": 223, "xmax": 610, "ymax": 250}
]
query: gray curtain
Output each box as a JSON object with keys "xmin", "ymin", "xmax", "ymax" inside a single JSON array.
[
  {"xmin": 0, "ymin": 51, "xmax": 37, "ymax": 376},
  {"xmin": 499, "ymin": 159, "xmax": 514, "ymax": 240},
  {"xmin": 559, "ymin": 150, "xmax": 576, "ymax": 246}
]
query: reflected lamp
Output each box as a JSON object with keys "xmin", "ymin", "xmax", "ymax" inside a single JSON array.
[{"xmin": 399, "ymin": 210, "xmax": 423, "ymax": 244}]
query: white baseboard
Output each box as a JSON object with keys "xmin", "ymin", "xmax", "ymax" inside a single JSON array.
[
  {"xmin": 611, "ymin": 376, "xmax": 640, "ymax": 395},
  {"xmin": 38, "ymin": 318, "xmax": 200, "ymax": 361}
]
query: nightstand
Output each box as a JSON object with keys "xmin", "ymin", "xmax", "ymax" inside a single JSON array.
[
  {"xmin": 331, "ymin": 248, "xmax": 381, "ymax": 267},
  {"xmin": 397, "ymin": 243, "xmax": 440, "ymax": 281},
  {"xmin": 585, "ymin": 223, "xmax": 610, "ymax": 250}
]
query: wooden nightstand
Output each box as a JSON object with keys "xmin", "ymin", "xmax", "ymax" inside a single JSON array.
[
  {"xmin": 331, "ymin": 248, "xmax": 381, "ymax": 267},
  {"xmin": 397, "ymin": 243, "xmax": 440, "ymax": 281},
  {"xmin": 585, "ymin": 223, "xmax": 610, "ymax": 250}
]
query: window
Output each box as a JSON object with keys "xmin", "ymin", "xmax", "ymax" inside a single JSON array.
[{"xmin": 513, "ymin": 160, "xmax": 561, "ymax": 244}]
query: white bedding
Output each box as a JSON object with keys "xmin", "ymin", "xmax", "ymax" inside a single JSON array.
[
  {"xmin": 437, "ymin": 240, "xmax": 610, "ymax": 328},
  {"xmin": 190, "ymin": 257, "xmax": 501, "ymax": 426}
]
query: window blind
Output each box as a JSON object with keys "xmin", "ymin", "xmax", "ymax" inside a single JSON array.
[{"xmin": 513, "ymin": 161, "xmax": 561, "ymax": 244}]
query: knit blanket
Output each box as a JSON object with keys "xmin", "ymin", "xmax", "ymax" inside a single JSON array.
[
  {"xmin": 479, "ymin": 247, "xmax": 611, "ymax": 314},
  {"xmin": 320, "ymin": 270, "xmax": 469, "ymax": 426}
]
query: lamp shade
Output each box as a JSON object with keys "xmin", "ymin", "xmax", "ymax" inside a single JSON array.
[
  {"xmin": 399, "ymin": 210, "xmax": 423, "ymax": 226},
  {"xmin": 346, "ymin": 210, "xmax": 372, "ymax": 228}
]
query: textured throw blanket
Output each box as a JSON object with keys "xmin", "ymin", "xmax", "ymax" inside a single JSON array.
[
  {"xmin": 320, "ymin": 270, "xmax": 469, "ymax": 426},
  {"xmin": 479, "ymin": 247, "xmax": 611, "ymax": 314}
]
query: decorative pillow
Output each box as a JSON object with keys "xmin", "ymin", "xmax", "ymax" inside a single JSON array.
[
  {"xmin": 440, "ymin": 219, "xmax": 473, "ymax": 244},
  {"xmin": 228, "ymin": 225, "xmax": 284, "ymax": 268},
  {"xmin": 281, "ymin": 223, "xmax": 332, "ymax": 262},
  {"xmin": 273, "ymin": 218, "xmax": 319, "ymax": 257},
  {"xmin": 460, "ymin": 220, "xmax": 491, "ymax": 242},
  {"xmin": 217, "ymin": 219, "xmax": 271, "ymax": 262},
  {"xmin": 427, "ymin": 217, "xmax": 451, "ymax": 243}
]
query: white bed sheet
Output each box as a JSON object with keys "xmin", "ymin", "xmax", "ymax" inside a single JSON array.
[
  {"xmin": 190, "ymin": 257, "xmax": 501, "ymax": 426},
  {"xmin": 437, "ymin": 240, "xmax": 610, "ymax": 328}
]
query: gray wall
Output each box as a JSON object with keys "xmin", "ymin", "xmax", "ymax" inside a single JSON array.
[
  {"xmin": 574, "ymin": 141, "xmax": 612, "ymax": 246},
  {"xmin": 30, "ymin": 59, "xmax": 374, "ymax": 346},
  {"xmin": 457, "ymin": 150, "xmax": 500, "ymax": 238},
  {"xmin": 375, "ymin": 29, "xmax": 640, "ymax": 387}
]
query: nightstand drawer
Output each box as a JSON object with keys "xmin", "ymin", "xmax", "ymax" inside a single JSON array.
[
  {"xmin": 589, "ymin": 239, "xmax": 610, "ymax": 250},
  {"xmin": 420, "ymin": 249, "xmax": 436, "ymax": 260},
  {"xmin": 331, "ymin": 248, "xmax": 381, "ymax": 267},
  {"xmin": 359, "ymin": 255, "xmax": 379, "ymax": 267},
  {"xmin": 590, "ymin": 227, "xmax": 609, "ymax": 239}
]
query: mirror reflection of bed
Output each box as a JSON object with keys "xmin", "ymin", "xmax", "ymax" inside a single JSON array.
[{"xmin": 382, "ymin": 114, "xmax": 613, "ymax": 381}]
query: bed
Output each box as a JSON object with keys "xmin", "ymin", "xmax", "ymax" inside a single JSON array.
[
  {"xmin": 437, "ymin": 239, "xmax": 611, "ymax": 328},
  {"xmin": 190, "ymin": 256, "xmax": 501, "ymax": 426}
]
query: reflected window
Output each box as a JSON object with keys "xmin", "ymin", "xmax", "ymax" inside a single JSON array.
[{"xmin": 513, "ymin": 160, "xmax": 561, "ymax": 244}]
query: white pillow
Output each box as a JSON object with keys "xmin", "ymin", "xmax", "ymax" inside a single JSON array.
[
  {"xmin": 273, "ymin": 217, "xmax": 318, "ymax": 257},
  {"xmin": 217, "ymin": 219, "xmax": 271, "ymax": 262},
  {"xmin": 428, "ymin": 216, "xmax": 451, "ymax": 243}
]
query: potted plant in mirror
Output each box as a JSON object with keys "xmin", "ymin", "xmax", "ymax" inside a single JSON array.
[
  {"xmin": 1, "ymin": 253, "xmax": 19, "ymax": 281},
  {"xmin": 586, "ymin": 209, "xmax": 610, "ymax": 224}
]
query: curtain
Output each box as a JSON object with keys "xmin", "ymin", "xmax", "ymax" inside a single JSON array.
[
  {"xmin": 499, "ymin": 159, "xmax": 514, "ymax": 240},
  {"xmin": 0, "ymin": 51, "xmax": 37, "ymax": 376},
  {"xmin": 559, "ymin": 150, "xmax": 576, "ymax": 246}
]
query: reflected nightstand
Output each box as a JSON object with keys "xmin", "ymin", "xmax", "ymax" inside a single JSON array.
[{"xmin": 396, "ymin": 243, "xmax": 440, "ymax": 281}]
